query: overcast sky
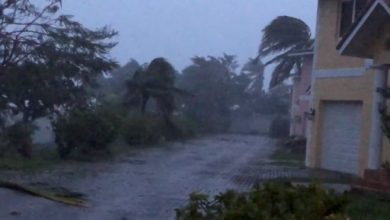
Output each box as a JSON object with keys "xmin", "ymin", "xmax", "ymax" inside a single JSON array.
[{"xmin": 62, "ymin": 0, "xmax": 318, "ymax": 86}]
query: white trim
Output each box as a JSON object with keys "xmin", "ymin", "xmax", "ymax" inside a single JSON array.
[
  {"xmin": 288, "ymin": 51, "xmax": 314, "ymax": 57},
  {"xmin": 339, "ymin": 0, "xmax": 390, "ymax": 54},
  {"xmin": 364, "ymin": 59, "xmax": 374, "ymax": 69},
  {"xmin": 368, "ymin": 66, "xmax": 388, "ymax": 169},
  {"xmin": 314, "ymin": 67, "xmax": 365, "ymax": 78}
]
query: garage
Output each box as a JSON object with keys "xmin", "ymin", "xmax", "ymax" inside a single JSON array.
[{"xmin": 321, "ymin": 101, "xmax": 362, "ymax": 174}]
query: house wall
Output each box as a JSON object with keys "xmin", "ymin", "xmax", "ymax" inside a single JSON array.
[
  {"xmin": 290, "ymin": 56, "xmax": 313, "ymax": 137},
  {"xmin": 308, "ymin": 71, "xmax": 376, "ymax": 175},
  {"xmin": 307, "ymin": 0, "xmax": 377, "ymax": 175},
  {"xmin": 375, "ymin": 23, "xmax": 390, "ymax": 162},
  {"xmin": 315, "ymin": 0, "xmax": 365, "ymax": 70}
]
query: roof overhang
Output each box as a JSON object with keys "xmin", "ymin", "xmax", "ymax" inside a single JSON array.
[{"xmin": 337, "ymin": 0, "xmax": 390, "ymax": 58}]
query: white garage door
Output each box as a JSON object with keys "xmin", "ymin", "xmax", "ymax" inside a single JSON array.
[{"xmin": 321, "ymin": 102, "xmax": 362, "ymax": 175}]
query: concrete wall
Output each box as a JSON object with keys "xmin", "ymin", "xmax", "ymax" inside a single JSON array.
[{"xmin": 290, "ymin": 56, "xmax": 313, "ymax": 137}]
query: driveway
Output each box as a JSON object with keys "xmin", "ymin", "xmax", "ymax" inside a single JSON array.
[{"xmin": 0, "ymin": 134, "xmax": 349, "ymax": 220}]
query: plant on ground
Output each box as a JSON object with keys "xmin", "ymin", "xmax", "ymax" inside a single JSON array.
[
  {"xmin": 53, "ymin": 107, "xmax": 120, "ymax": 159},
  {"xmin": 176, "ymin": 182, "xmax": 349, "ymax": 220},
  {"xmin": 284, "ymin": 136, "xmax": 307, "ymax": 154},
  {"xmin": 269, "ymin": 116, "xmax": 290, "ymax": 138},
  {"xmin": 347, "ymin": 192, "xmax": 390, "ymax": 220},
  {"xmin": 0, "ymin": 122, "xmax": 36, "ymax": 158},
  {"xmin": 382, "ymin": 161, "xmax": 390, "ymax": 174},
  {"xmin": 121, "ymin": 116, "xmax": 164, "ymax": 146},
  {"xmin": 0, "ymin": 0, "xmax": 118, "ymax": 125},
  {"xmin": 172, "ymin": 115, "xmax": 199, "ymax": 139}
]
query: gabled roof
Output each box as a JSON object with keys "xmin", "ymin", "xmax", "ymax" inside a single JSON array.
[{"xmin": 337, "ymin": 0, "xmax": 390, "ymax": 58}]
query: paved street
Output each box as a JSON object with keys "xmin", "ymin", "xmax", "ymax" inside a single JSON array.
[{"xmin": 0, "ymin": 135, "xmax": 349, "ymax": 220}]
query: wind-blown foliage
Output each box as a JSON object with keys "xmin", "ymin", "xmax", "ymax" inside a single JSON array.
[
  {"xmin": 125, "ymin": 58, "xmax": 189, "ymax": 126},
  {"xmin": 178, "ymin": 54, "xmax": 242, "ymax": 133},
  {"xmin": 0, "ymin": 0, "xmax": 118, "ymax": 123},
  {"xmin": 176, "ymin": 182, "xmax": 349, "ymax": 220},
  {"xmin": 241, "ymin": 58, "xmax": 265, "ymax": 94},
  {"xmin": 0, "ymin": 0, "xmax": 118, "ymax": 158},
  {"xmin": 259, "ymin": 16, "xmax": 312, "ymax": 88}
]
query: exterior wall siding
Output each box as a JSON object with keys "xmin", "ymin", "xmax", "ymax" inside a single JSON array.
[
  {"xmin": 315, "ymin": 0, "xmax": 365, "ymax": 69},
  {"xmin": 308, "ymin": 71, "xmax": 375, "ymax": 176},
  {"xmin": 308, "ymin": 0, "xmax": 381, "ymax": 175}
]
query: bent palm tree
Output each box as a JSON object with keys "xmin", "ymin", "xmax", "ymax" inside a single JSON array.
[
  {"xmin": 259, "ymin": 16, "xmax": 312, "ymax": 88},
  {"xmin": 125, "ymin": 58, "xmax": 190, "ymax": 122}
]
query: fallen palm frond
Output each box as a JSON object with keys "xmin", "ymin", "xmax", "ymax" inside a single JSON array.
[{"xmin": 0, "ymin": 180, "xmax": 88, "ymax": 207}]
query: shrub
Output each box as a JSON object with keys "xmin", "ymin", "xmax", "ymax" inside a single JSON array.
[
  {"xmin": 170, "ymin": 116, "xmax": 198, "ymax": 139},
  {"xmin": 269, "ymin": 116, "xmax": 290, "ymax": 138},
  {"xmin": 284, "ymin": 136, "xmax": 307, "ymax": 154},
  {"xmin": 53, "ymin": 108, "xmax": 120, "ymax": 159},
  {"xmin": 382, "ymin": 161, "xmax": 390, "ymax": 174},
  {"xmin": 121, "ymin": 116, "xmax": 164, "ymax": 146},
  {"xmin": 176, "ymin": 182, "xmax": 349, "ymax": 220},
  {"xmin": 0, "ymin": 122, "xmax": 35, "ymax": 158}
]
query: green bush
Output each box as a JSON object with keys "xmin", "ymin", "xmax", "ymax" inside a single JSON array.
[
  {"xmin": 53, "ymin": 108, "xmax": 120, "ymax": 159},
  {"xmin": 284, "ymin": 136, "xmax": 307, "ymax": 154},
  {"xmin": 176, "ymin": 182, "xmax": 349, "ymax": 220},
  {"xmin": 0, "ymin": 122, "xmax": 35, "ymax": 158},
  {"xmin": 171, "ymin": 116, "xmax": 198, "ymax": 139},
  {"xmin": 269, "ymin": 116, "xmax": 290, "ymax": 138},
  {"xmin": 382, "ymin": 161, "xmax": 390, "ymax": 174},
  {"xmin": 121, "ymin": 116, "xmax": 164, "ymax": 146}
]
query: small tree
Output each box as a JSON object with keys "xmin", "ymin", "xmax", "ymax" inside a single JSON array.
[
  {"xmin": 125, "ymin": 58, "xmax": 189, "ymax": 136},
  {"xmin": 0, "ymin": 0, "xmax": 118, "ymax": 157}
]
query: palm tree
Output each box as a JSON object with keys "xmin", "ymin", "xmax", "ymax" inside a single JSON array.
[
  {"xmin": 259, "ymin": 16, "xmax": 312, "ymax": 88},
  {"xmin": 125, "ymin": 58, "xmax": 189, "ymax": 123},
  {"xmin": 241, "ymin": 58, "xmax": 265, "ymax": 94}
]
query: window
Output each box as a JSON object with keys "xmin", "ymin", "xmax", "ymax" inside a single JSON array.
[
  {"xmin": 340, "ymin": 0, "xmax": 354, "ymax": 36},
  {"xmin": 339, "ymin": 0, "xmax": 370, "ymax": 37}
]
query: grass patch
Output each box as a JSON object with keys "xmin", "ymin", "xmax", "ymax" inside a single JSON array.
[
  {"xmin": 270, "ymin": 147, "xmax": 305, "ymax": 166},
  {"xmin": 347, "ymin": 192, "xmax": 390, "ymax": 220},
  {"xmin": 0, "ymin": 147, "xmax": 60, "ymax": 171}
]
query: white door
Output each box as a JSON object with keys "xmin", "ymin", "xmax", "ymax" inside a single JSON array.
[{"xmin": 321, "ymin": 102, "xmax": 362, "ymax": 175}]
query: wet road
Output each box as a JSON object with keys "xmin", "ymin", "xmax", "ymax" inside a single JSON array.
[{"xmin": 0, "ymin": 135, "xmax": 346, "ymax": 220}]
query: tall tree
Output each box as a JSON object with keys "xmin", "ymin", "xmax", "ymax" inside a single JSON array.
[
  {"xmin": 125, "ymin": 58, "xmax": 188, "ymax": 124},
  {"xmin": 259, "ymin": 16, "xmax": 312, "ymax": 88},
  {"xmin": 0, "ymin": 0, "xmax": 118, "ymax": 123},
  {"xmin": 0, "ymin": 0, "xmax": 118, "ymax": 158},
  {"xmin": 178, "ymin": 55, "xmax": 239, "ymax": 132},
  {"xmin": 241, "ymin": 58, "xmax": 265, "ymax": 94}
]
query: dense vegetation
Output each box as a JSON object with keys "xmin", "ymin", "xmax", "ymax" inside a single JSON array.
[
  {"xmin": 176, "ymin": 182, "xmax": 349, "ymax": 220},
  {"xmin": 0, "ymin": 1, "xmax": 291, "ymax": 161}
]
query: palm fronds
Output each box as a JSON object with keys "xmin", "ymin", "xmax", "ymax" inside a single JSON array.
[
  {"xmin": 259, "ymin": 16, "xmax": 312, "ymax": 88},
  {"xmin": 125, "ymin": 57, "xmax": 191, "ymax": 116},
  {"xmin": 0, "ymin": 180, "xmax": 88, "ymax": 207}
]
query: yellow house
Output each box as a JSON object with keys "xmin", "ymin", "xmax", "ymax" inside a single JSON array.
[{"xmin": 306, "ymin": 0, "xmax": 390, "ymax": 176}]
